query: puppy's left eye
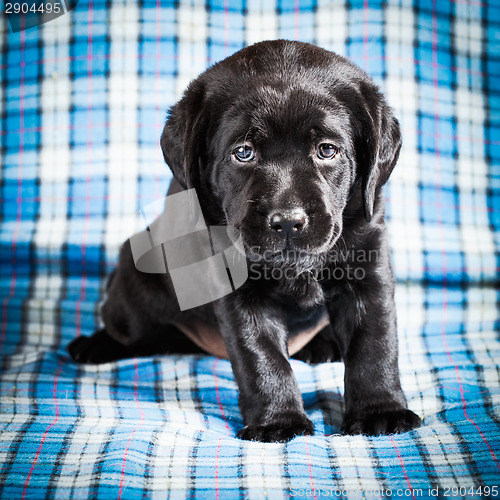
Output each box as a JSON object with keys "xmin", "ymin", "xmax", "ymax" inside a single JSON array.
[
  {"xmin": 233, "ymin": 145, "xmax": 255, "ymax": 162},
  {"xmin": 317, "ymin": 143, "xmax": 339, "ymax": 160}
]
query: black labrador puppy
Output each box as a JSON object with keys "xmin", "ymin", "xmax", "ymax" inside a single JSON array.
[{"xmin": 68, "ymin": 40, "xmax": 421, "ymax": 442}]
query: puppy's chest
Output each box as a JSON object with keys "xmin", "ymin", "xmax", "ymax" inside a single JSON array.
[
  {"xmin": 274, "ymin": 271, "xmax": 325, "ymax": 306},
  {"xmin": 284, "ymin": 299, "xmax": 328, "ymax": 336}
]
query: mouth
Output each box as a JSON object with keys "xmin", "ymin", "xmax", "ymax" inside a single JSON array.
[
  {"xmin": 245, "ymin": 228, "xmax": 340, "ymax": 256},
  {"xmin": 237, "ymin": 213, "xmax": 341, "ymax": 265},
  {"xmin": 244, "ymin": 239, "xmax": 330, "ymax": 268}
]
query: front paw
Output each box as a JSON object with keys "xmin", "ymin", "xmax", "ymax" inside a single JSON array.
[
  {"xmin": 238, "ymin": 414, "xmax": 314, "ymax": 442},
  {"xmin": 342, "ymin": 409, "xmax": 421, "ymax": 436}
]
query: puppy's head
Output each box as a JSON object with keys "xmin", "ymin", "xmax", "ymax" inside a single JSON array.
[{"xmin": 161, "ymin": 40, "xmax": 401, "ymax": 266}]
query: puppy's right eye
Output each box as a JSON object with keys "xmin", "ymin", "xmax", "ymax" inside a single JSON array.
[
  {"xmin": 233, "ymin": 145, "xmax": 255, "ymax": 163},
  {"xmin": 317, "ymin": 143, "xmax": 339, "ymax": 160}
]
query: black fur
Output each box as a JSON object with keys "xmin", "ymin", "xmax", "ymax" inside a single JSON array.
[{"xmin": 68, "ymin": 40, "xmax": 421, "ymax": 441}]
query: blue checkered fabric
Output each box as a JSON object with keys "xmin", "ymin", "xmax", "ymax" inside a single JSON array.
[{"xmin": 1, "ymin": 0, "xmax": 500, "ymax": 498}]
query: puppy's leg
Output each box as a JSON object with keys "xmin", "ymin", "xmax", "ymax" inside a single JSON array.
[
  {"xmin": 326, "ymin": 276, "xmax": 421, "ymax": 435},
  {"xmin": 292, "ymin": 325, "xmax": 342, "ymax": 364},
  {"xmin": 68, "ymin": 236, "xmax": 206, "ymax": 364},
  {"xmin": 68, "ymin": 329, "xmax": 135, "ymax": 364},
  {"xmin": 215, "ymin": 292, "xmax": 314, "ymax": 442},
  {"xmin": 68, "ymin": 324, "xmax": 205, "ymax": 364}
]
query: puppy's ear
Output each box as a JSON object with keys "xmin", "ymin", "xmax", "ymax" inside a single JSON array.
[
  {"xmin": 160, "ymin": 81, "xmax": 207, "ymax": 190},
  {"xmin": 356, "ymin": 84, "xmax": 402, "ymax": 222}
]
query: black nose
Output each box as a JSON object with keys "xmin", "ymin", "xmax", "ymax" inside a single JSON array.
[{"xmin": 269, "ymin": 210, "xmax": 308, "ymax": 238}]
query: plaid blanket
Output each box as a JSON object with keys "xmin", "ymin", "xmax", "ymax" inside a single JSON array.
[{"xmin": 1, "ymin": 0, "xmax": 500, "ymax": 498}]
